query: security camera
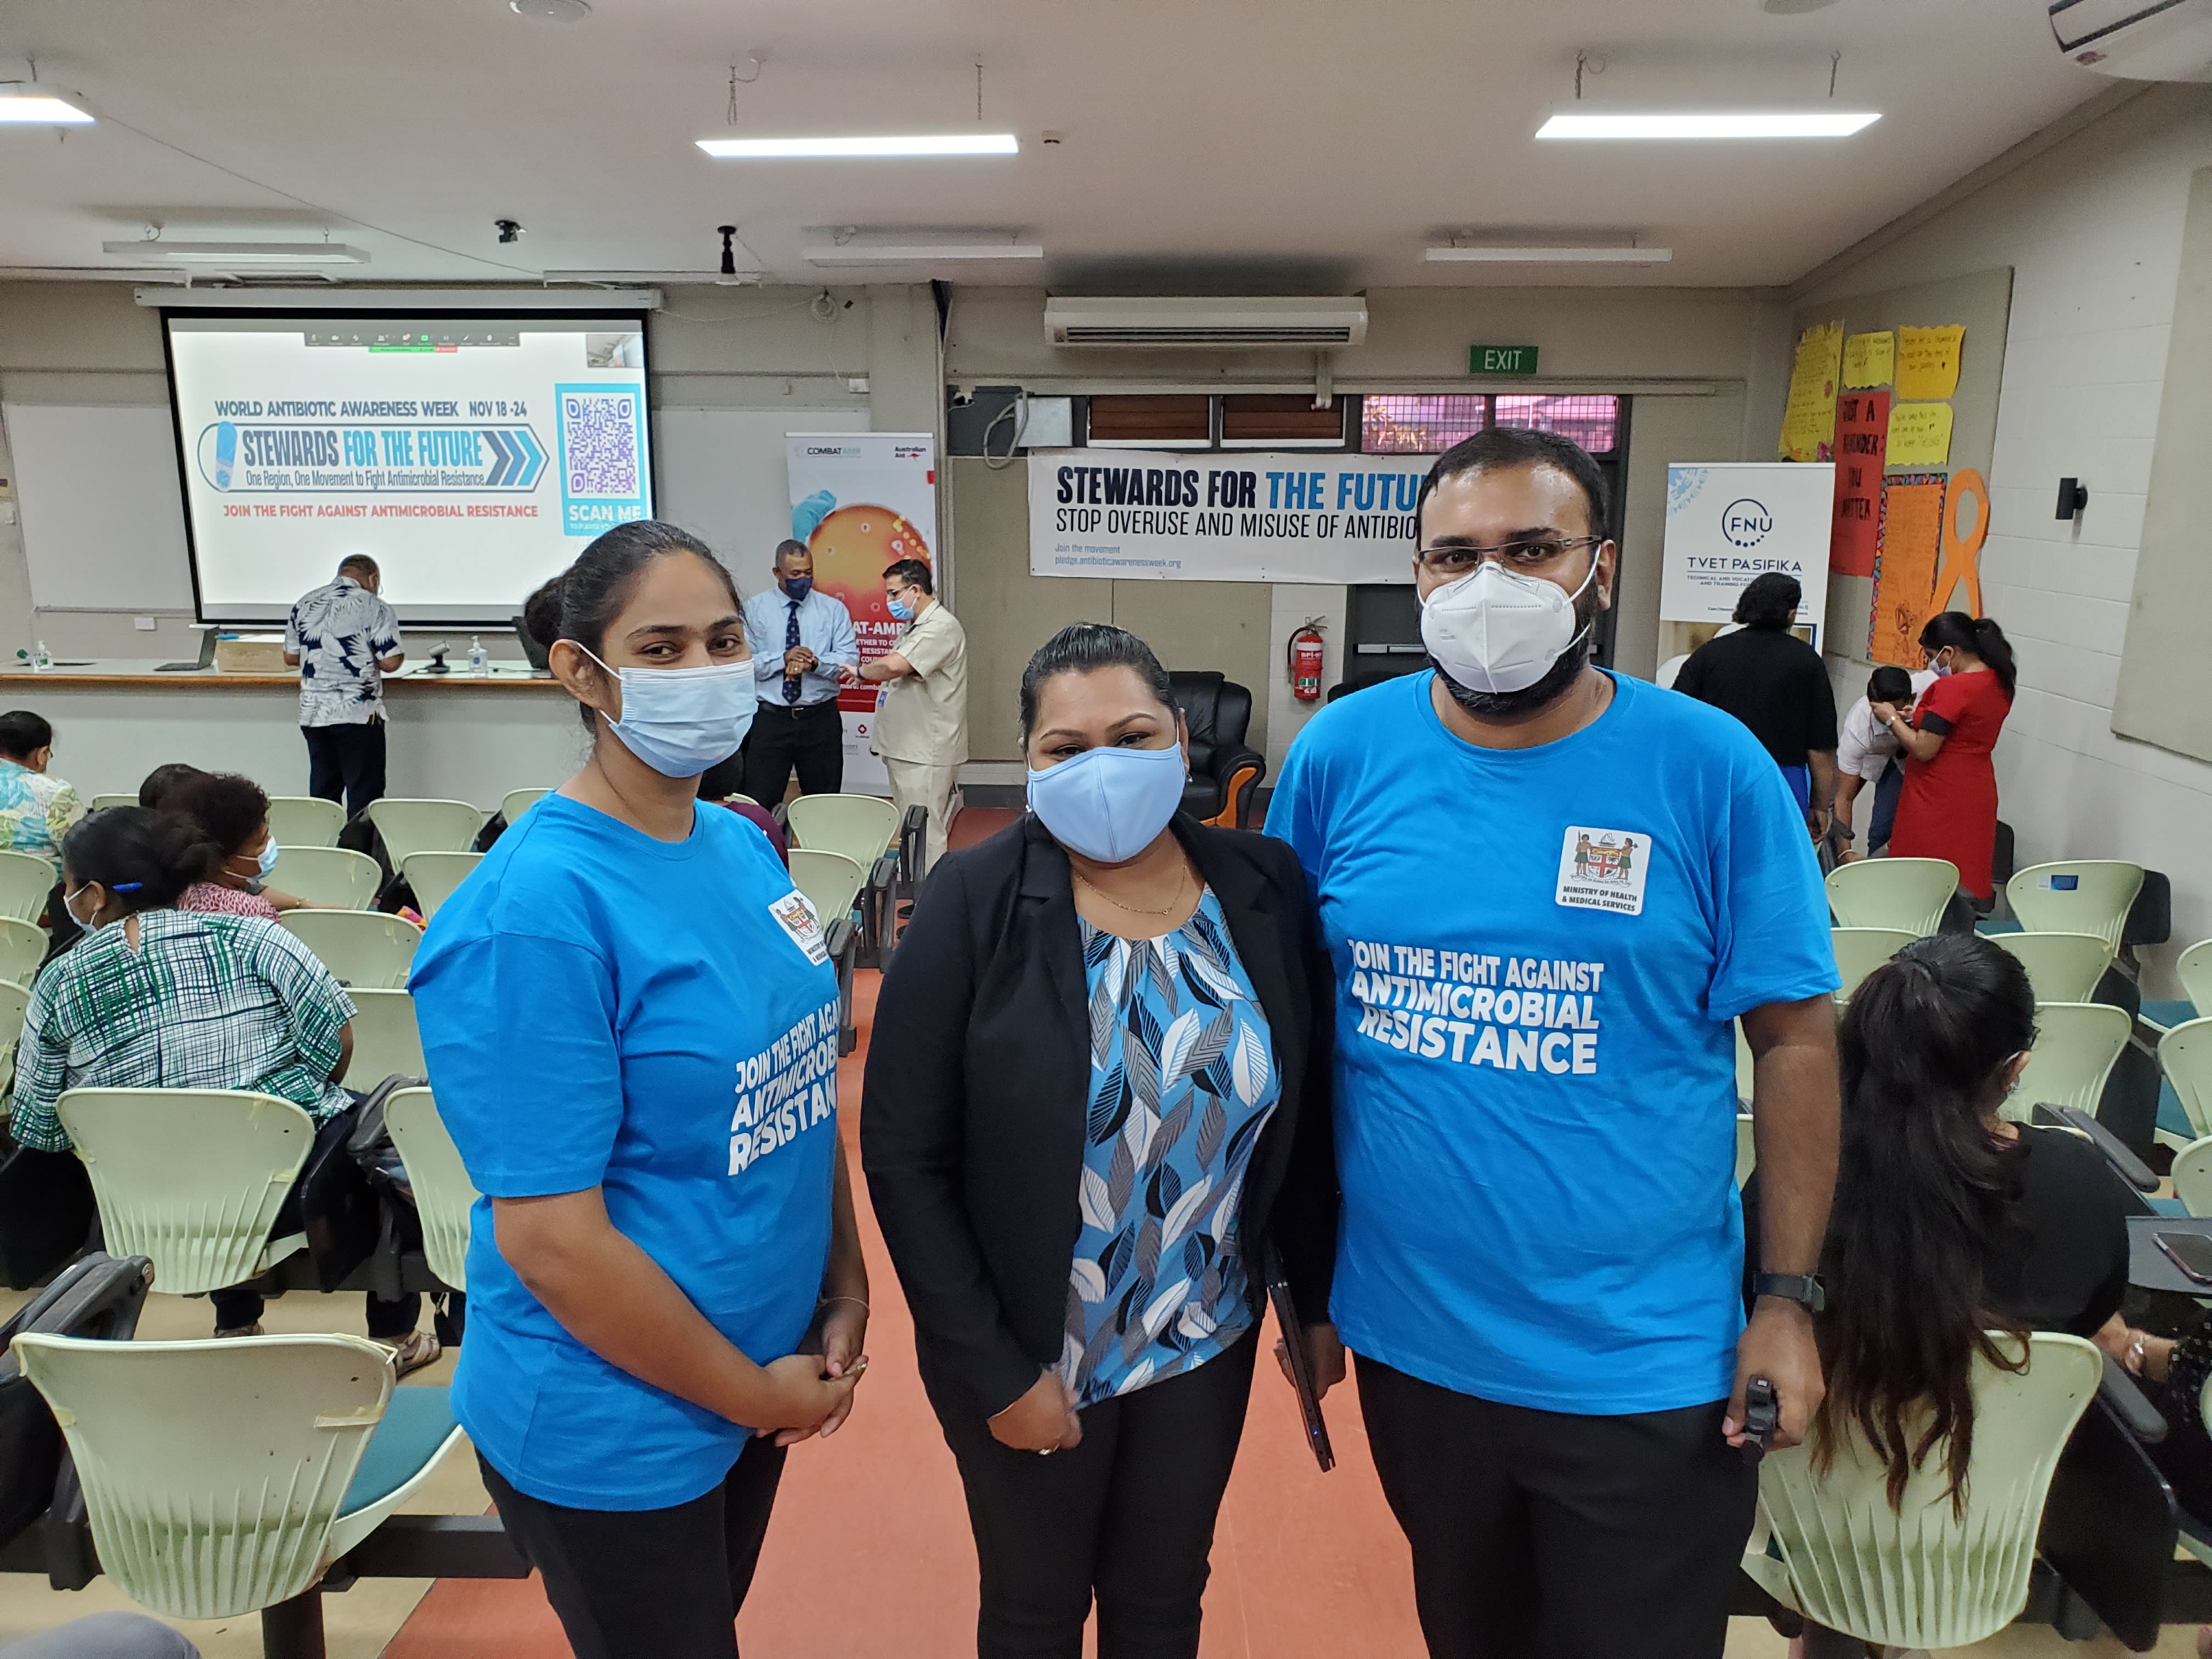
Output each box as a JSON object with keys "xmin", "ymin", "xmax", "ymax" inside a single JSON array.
[{"xmin": 494, "ymin": 219, "xmax": 523, "ymax": 244}]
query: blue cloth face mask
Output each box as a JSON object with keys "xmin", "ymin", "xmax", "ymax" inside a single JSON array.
[
  {"xmin": 1026, "ymin": 741, "xmax": 1188, "ymax": 864},
  {"xmin": 780, "ymin": 575, "xmax": 814, "ymax": 601},
  {"xmin": 583, "ymin": 648, "xmax": 759, "ymax": 778},
  {"xmin": 887, "ymin": 595, "xmax": 915, "ymax": 622}
]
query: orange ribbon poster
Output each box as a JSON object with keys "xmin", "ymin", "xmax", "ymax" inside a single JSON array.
[
  {"xmin": 1931, "ymin": 467, "xmax": 1990, "ymax": 618},
  {"xmin": 1868, "ymin": 475, "xmax": 1945, "ymax": 667},
  {"xmin": 1829, "ymin": 390, "xmax": 1889, "ymax": 578}
]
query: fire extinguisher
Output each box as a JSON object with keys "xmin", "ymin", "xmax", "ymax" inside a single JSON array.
[{"xmin": 1288, "ymin": 619, "xmax": 1326, "ymax": 703}]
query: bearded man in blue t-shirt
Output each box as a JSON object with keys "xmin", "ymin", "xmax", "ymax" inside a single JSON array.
[{"xmin": 1267, "ymin": 427, "xmax": 1839, "ymax": 1659}]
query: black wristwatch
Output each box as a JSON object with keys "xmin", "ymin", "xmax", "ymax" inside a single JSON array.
[{"xmin": 1752, "ymin": 1272, "xmax": 1826, "ymax": 1313}]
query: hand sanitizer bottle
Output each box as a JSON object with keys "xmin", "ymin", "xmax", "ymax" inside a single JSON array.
[
  {"xmin": 31, "ymin": 640, "xmax": 52, "ymax": 673},
  {"xmin": 467, "ymin": 636, "xmax": 489, "ymax": 676}
]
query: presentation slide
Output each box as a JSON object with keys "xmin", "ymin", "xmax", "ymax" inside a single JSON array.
[{"xmin": 165, "ymin": 311, "xmax": 652, "ymax": 624}]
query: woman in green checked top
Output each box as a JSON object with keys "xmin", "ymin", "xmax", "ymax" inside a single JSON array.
[{"xmin": 8, "ymin": 805, "xmax": 437, "ymax": 1371}]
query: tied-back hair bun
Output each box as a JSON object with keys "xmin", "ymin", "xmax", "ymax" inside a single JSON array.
[{"xmin": 60, "ymin": 805, "xmax": 216, "ymax": 912}]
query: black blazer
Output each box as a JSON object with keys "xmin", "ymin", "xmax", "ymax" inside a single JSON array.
[{"xmin": 861, "ymin": 812, "xmax": 1339, "ymax": 1417}]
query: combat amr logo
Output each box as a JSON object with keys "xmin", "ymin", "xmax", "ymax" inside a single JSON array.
[{"xmin": 195, "ymin": 419, "xmax": 545, "ymax": 494}]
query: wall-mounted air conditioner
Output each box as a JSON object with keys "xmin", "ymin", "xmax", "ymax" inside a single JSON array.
[
  {"xmin": 1043, "ymin": 296, "xmax": 1368, "ymax": 349},
  {"xmin": 2050, "ymin": 0, "xmax": 2212, "ymax": 79}
]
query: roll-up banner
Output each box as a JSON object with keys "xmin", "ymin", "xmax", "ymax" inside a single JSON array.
[
  {"xmin": 786, "ymin": 432, "xmax": 937, "ymax": 792},
  {"xmin": 1028, "ymin": 449, "xmax": 1430, "ymax": 584},
  {"xmin": 1660, "ymin": 461, "xmax": 1835, "ymax": 649}
]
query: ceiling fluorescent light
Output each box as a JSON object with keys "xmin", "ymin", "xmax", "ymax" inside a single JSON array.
[
  {"xmin": 1426, "ymin": 243, "xmax": 1672, "ymax": 264},
  {"xmin": 0, "ymin": 83, "xmax": 94, "ymax": 124},
  {"xmin": 804, "ymin": 240, "xmax": 1042, "ymax": 264},
  {"xmin": 1537, "ymin": 110, "xmax": 1879, "ymax": 139},
  {"xmin": 697, "ymin": 133, "xmax": 1019, "ymax": 159},
  {"xmin": 102, "ymin": 240, "xmax": 369, "ymax": 264}
]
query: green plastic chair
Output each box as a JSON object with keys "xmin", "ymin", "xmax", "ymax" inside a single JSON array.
[
  {"xmin": 266, "ymin": 795, "xmax": 347, "ymax": 848},
  {"xmin": 2183, "ymin": 941, "xmax": 2212, "ymax": 1022},
  {"xmin": 345, "ymin": 989, "xmax": 425, "ymax": 1086},
  {"xmin": 499, "ymin": 787, "xmax": 551, "ymax": 826},
  {"xmin": 1830, "ymin": 927, "xmax": 1916, "ymax": 1002},
  {"xmin": 2170, "ymin": 1137, "xmax": 2212, "ymax": 1217},
  {"xmin": 12, "ymin": 1332, "xmax": 464, "ymax": 1620},
  {"xmin": 0, "ymin": 916, "xmax": 43, "ymax": 987},
  {"xmin": 401, "ymin": 850, "xmax": 480, "ymax": 922},
  {"xmin": 2160, "ymin": 1018, "xmax": 2212, "ymax": 1141},
  {"xmin": 788, "ymin": 848, "xmax": 867, "ymax": 928},
  {"xmin": 2006, "ymin": 860, "xmax": 2143, "ymax": 958},
  {"xmin": 366, "ymin": 798, "xmax": 482, "ymax": 867},
  {"xmin": 786, "ymin": 793, "xmax": 900, "ymax": 868},
  {"xmin": 2005, "ymin": 1002, "xmax": 2132, "ymax": 1125},
  {"xmin": 1990, "ymin": 931, "xmax": 2111, "ymax": 1005},
  {"xmin": 0, "ymin": 850, "xmax": 52, "ymax": 923},
  {"xmin": 1734, "ymin": 1114, "xmax": 1756, "ymax": 1187},
  {"xmin": 54, "ymin": 1088, "xmax": 312, "ymax": 1295},
  {"xmin": 280, "ymin": 909, "xmax": 422, "ymax": 991},
  {"xmin": 384, "ymin": 1087, "xmax": 477, "ymax": 1294},
  {"xmin": 0, "ymin": 977, "xmax": 29, "ymax": 1099},
  {"xmin": 86, "ymin": 793, "xmax": 136, "ymax": 812},
  {"xmin": 1742, "ymin": 1330, "xmax": 2100, "ymax": 1651},
  {"xmin": 273, "ymin": 847, "xmax": 381, "ymax": 911},
  {"xmin": 1734, "ymin": 1019, "xmax": 1755, "ymax": 1109},
  {"xmin": 1824, "ymin": 857, "xmax": 1959, "ymax": 939}
]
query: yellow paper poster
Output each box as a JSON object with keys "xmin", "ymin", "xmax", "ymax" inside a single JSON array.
[
  {"xmin": 1779, "ymin": 319, "xmax": 1844, "ymax": 462},
  {"xmin": 1895, "ymin": 325, "xmax": 1965, "ymax": 400},
  {"xmin": 1886, "ymin": 401, "xmax": 1955, "ymax": 467},
  {"xmin": 1842, "ymin": 330, "xmax": 1894, "ymax": 388}
]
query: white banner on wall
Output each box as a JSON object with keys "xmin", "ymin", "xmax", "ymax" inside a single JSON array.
[
  {"xmin": 1661, "ymin": 461, "xmax": 1835, "ymax": 647},
  {"xmin": 785, "ymin": 432, "xmax": 936, "ymax": 793},
  {"xmin": 1028, "ymin": 449, "xmax": 1431, "ymax": 584}
]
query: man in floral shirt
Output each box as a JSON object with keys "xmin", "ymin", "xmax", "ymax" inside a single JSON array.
[{"xmin": 284, "ymin": 555, "xmax": 403, "ymax": 818}]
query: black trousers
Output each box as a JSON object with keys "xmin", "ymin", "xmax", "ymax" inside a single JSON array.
[
  {"xmin": 925, "ymin": 1330, "xmax": 1258, "ymax": 1659},
  {"xmin": 206, "ymin": 1178, "xmax": 419, "ymax": 1340},
  {"xmin": 743, "ymin": 700, "xmax": 843, "ymax": 806},
  {"xmin": 1357, "ymin": 1354, "xmax": 1756, "ymax": 1659},
  {"xmin": 479, "ymin": 1436, "xmax": 787, "ymax": 1659},
  {"xmin": 303, "ymin": 719, "xmax": 386, "ymax": 819}
]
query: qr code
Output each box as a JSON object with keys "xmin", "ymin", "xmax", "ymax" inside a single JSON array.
[{"xmin": 561, "ymin": 391, "xmax": 639, "ymax": 497}]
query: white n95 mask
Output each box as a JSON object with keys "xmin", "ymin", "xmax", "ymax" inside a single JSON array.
[
  {"xmin": 584, "ymin": 650, "xmax": 759, "ymax": 778},
  {"xmin": 1420, "ymin": 558, "xmax": 1597, "ymax": 696},
  {"xmin": 1027, "ymin": 742, "xmax": 1187, "ymax": 864}
]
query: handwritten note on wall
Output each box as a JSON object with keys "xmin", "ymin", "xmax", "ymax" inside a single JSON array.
[
  {"xmin": 1895, "ymin": 325, "xmax": 1965, "ymax": 400},
  {"xmin": 1869, "ymin": 476, "xmax": 1946, "ymax": 667},
  {"xmin": 1842, "ymin": 331, "xmax": 1895, "ymax": 389},
  {"xmin": 1887, "ymin": 402, "xmax": 1956, "ymax": 467},
  {"xmin": 1780, "ymin": 319, "xmax": 1845, "ymax": 462},
  {"xmin": 1831, "ymin": 391, "xmax": 1891, "ymax": 578}
]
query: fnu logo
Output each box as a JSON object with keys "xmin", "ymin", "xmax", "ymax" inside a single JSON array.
[{"xmin": 1720, "ymin": 497, "xmax": 1772, "ymax": 549}]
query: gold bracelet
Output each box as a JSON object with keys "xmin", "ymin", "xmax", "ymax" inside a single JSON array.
[{"xmin": 818, "ymin": 1294, "xmax": 870, "ymax": 1313}]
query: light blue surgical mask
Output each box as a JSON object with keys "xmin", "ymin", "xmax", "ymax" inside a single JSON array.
[
  {"xmin": 583, "ymin": 648, "xmax": 759, "ymax": 778},
  {"xmin": 887, "ymin": 594, "xmax": 915, "ymax": 622},
  {"xmin": 1026, "ymin": 741, "xmax": 1188, "ymax": 864},
  {"xmin": 255, "ymin": 841, "xmax": 281, "ymax": 878}
]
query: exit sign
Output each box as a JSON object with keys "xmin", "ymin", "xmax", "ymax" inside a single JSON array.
[{"xmin": 1470, "ymin": 344, "xmax": 1539, "ymax": 375}]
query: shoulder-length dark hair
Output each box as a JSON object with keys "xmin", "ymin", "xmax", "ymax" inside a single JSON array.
[
  {"xmin": 1816, "ymin": 932, "xmax": 2038, "ymax": 1510},
  {"xmin": 1920, "ymin": 611, "xmax": 2018, "ymax": 699}
]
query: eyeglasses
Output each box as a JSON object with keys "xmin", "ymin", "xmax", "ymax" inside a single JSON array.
[{"xmin": 1415, "ymin": 535, "xmax": 1604, "ymax": 577}]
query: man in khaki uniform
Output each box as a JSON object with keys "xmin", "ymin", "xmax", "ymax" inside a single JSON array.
[{"xmin": 843, "ymin": 558, "xmax": 967, "ymax": 870}]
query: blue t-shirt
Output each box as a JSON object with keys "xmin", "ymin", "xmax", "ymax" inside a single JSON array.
[
  {"xmin": 409, "ymin": 793, "xmax": 840, "ymax": 1509},
  {"xmin": 1266, "ymin": 671, "xmax": 1835, "ymax": 1415}
]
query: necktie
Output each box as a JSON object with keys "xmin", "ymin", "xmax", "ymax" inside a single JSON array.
[{"xmin": 783, "ymin": 598, "xmax": 803, "ymax": 704}]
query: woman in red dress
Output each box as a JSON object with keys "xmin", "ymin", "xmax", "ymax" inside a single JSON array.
[{"xmin": 1871, "ymin": 612, "xmax": 2018, "ymax": 906}]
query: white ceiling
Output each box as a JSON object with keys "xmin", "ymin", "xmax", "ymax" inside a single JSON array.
[{"xmin": 0, "ymin": 0, "xmax": 2109, "ymax": 291}]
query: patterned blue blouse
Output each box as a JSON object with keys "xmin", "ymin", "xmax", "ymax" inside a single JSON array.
[{"xmin": 1060, "ymin": 889, "xmax": 1282, "ymax": 1406}]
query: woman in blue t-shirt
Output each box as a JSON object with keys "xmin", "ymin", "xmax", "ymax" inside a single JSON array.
[
  {"xmin": 411, "ymin": 522, "xmax": 868, "ymax": 1659},
  {"xmin": 863, "ymin": 623, "xmax": 1337, "ymax": 1659}
]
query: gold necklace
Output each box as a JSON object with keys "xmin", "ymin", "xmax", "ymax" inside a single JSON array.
[{"xmin": 1073, "ymin": 861, "xmax": 1190, "ymax": 918}]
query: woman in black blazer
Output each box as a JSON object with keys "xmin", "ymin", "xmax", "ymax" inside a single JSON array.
[{"xmin": 863, "ymin": 623, "xmax": 1336, "ymax": 1659}]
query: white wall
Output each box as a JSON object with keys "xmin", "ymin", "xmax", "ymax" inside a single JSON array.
[{"xmin": 1791, "ymin": 84, "xmax": 2212, "ymax": 988}]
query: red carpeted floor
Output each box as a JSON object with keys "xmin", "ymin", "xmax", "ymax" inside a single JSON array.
[{"xmin": 383, "ymin": 970, "xmax": 1425, "ymax": 1658}]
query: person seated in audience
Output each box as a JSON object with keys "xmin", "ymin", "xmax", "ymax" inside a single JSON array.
[
  {"xmin": 0, "ymin": 710, "xmax": 83, "ymax": 881},
  {"xmin": 158, "ymin": 771, "xmax": 308, "ymax": 917},
  {"xmin": 1830, "ymin": 665, "xmax": 1936, "ymax": 863},
  {"xmin": 7, "ymin": 806, "xmax": 436, "ymax": 1371},
  {"xmin": 696, "ymin": 753, "xmax": 788, "ymax": 866},
  {"xmin": 136, "ymin": 760, "xmax": 204, "ymax": 809}
]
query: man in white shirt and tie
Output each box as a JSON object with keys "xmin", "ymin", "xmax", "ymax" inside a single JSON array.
[{"xmin": 742, "ymin": 539, "xmax": 859, "ymax": 805}]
